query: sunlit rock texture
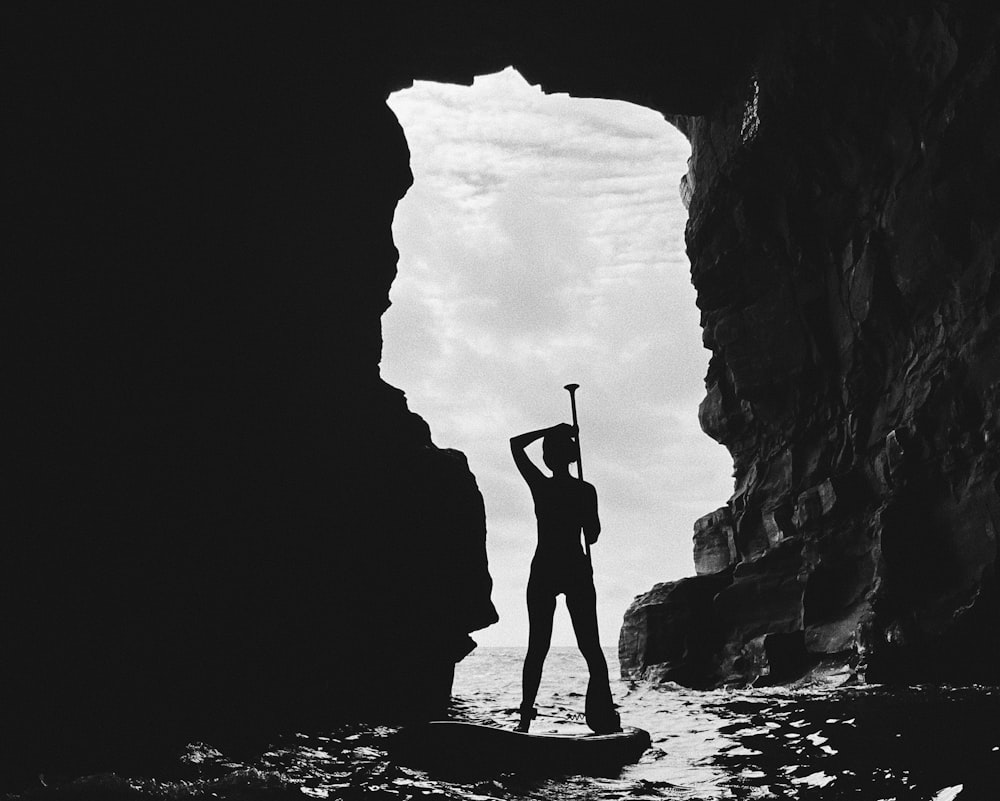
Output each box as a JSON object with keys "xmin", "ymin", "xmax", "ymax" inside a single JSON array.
[{"xmin": 622, "ymin": 0, "xmax": 1000, "ymax": 687}]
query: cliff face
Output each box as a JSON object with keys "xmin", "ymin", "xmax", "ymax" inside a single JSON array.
[{"xmin": 621, "ymin": 0, "xmax": 1000, "ymax": 687}]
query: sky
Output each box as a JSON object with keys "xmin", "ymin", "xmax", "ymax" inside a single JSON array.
[{"xmin": 382, "ymin": 68, "xmax": 734, "ymax": 648}]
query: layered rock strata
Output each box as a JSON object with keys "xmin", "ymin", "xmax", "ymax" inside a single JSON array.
[{"xmin": 622, "ymin": 0, "xmax": 1000, "ymax": 687}]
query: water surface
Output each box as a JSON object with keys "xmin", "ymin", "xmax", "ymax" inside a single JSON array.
[{"xmin": 7, "ymin": 647, "xmax": 997, "ymax": 800}]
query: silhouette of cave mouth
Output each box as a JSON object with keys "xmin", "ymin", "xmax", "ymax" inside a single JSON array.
[{"xmin": 381, "ymin": 70, "xmax": 740, "ymax": 653}]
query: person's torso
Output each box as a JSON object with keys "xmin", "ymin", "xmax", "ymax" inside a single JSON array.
[{"xmin": 531, "ymin": 476, "xmax": 588, "ymax": 559}]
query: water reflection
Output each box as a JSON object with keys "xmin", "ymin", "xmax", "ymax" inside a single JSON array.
[{"xmin": 700, "ymin": 686, "xmax": 999, "ymax": 799}]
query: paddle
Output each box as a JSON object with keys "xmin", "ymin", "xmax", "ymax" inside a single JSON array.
[{"xmin": 563, "ymin": 382, "xmax": 590, "ymax": 560}]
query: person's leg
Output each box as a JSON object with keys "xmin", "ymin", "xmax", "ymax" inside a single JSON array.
[
  {"xmin": 567, "ymin": 579, "xmax": 620, "ymax": 733},
  {"xmin": 519, "ymin": 579, "xmax": 555, "ymax": 731}
]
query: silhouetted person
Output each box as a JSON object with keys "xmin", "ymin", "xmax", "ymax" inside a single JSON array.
[{"xmin": 510, "ymin": 422, "xmax": 620, "ymax": 734}]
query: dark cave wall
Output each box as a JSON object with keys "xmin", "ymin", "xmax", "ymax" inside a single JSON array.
[
  {"xmin": 621, "ymin": 0, "xmax": 1000, "ymax": 686},
  {"xmin": 6, "ymin": 5, "xmax": 501, "ymax": 780}
]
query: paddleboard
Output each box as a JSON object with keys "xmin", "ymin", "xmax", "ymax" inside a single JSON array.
[{"xmin": 392, "ymin": 720, "xmax": 651, "ymax": 777}]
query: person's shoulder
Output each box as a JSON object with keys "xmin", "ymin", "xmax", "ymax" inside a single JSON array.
[{"xmin": 525, "ymin": 469, "xmax": 549, "ymax": 491}]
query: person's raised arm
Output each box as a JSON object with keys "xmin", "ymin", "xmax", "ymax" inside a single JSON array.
[{"xmin": 510, "ymin": 422, "xmax": 575, "ymax": 487}]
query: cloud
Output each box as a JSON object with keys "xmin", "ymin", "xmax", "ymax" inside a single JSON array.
[{"xmin": 383, "ymin": 68, "xmax": 733, "ymax": 647}]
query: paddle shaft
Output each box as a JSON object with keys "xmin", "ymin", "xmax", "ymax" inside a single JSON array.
[{"xmin": 563, "ymin": 383, "xmax": 590, "ymax": 559}]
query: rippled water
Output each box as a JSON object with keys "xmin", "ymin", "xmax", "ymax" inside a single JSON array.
[{"xmin": 7, "ymin": 647, "xmax": 998, "ymax": 800}]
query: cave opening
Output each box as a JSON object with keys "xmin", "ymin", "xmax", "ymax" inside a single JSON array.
[{"xmin": 381, "ymin": 68, "xmax": 734, "ymax": 649}]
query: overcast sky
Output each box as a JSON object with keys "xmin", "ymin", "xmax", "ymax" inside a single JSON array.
[{"xmin": 383, "ymin": 68, "xmax": 733, "ymax": 648}]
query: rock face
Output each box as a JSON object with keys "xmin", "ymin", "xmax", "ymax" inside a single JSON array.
[
  {"xmin": 623, "ymin": 0, "xmax": 1000, "ymax": 687},
  {"xmin": 617, "ymin": 570, "xmax": 734, "ymax": 688},
  {"xmin": 693, "ymin": 507, "xmax": 738, "ymax": 575},
  {"xmin": 6, "ymin": 7, "xmax": 503, "ymax": 780}
]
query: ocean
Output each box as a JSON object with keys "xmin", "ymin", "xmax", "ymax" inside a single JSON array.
[{"xmin": 6, "ymin": 647, "xmax": 998, "ymax": 800}]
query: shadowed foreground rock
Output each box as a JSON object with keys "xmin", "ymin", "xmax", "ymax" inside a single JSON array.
[{"xmin": 623, "ymin": 0, "xmax": 1000, "ymax": 688}]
